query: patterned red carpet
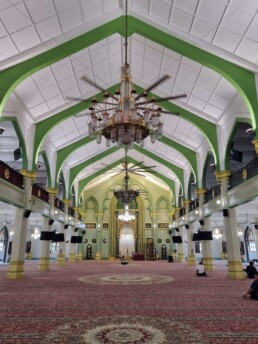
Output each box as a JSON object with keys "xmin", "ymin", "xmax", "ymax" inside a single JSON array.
[{"xmin": 0, "ymin": 260, "xmax": 258, "ymax": 343}]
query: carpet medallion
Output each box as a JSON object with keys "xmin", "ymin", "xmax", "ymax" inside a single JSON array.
[
  {"xmin": 78, "ymin": 274, "xmax": 174, "ymax": 285},
  {"xmin": 42, "ymin": 316, "xmax": 209, "ymax": 344}
]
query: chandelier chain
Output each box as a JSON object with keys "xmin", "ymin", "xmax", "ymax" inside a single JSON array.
[{"xmin": 125, "ymin": 0, "xmax": 128, "ymax": 66}]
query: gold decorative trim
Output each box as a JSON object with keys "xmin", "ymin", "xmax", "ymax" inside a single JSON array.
[
  {"xmin": 195, "ymin": 188, "xmax": 207, "ymax": 196},
  {"xmin": 215, "ymin": 170, "xmax": 231, "ymax": 183},
  {"xmin": 46, "ymin": 187, "xmax": 58, "ymax": 195},
  {"xmin": 252, "ymin": 138, "xmax": 258, "ymax": 153},
  {"xmin": 20, "ymin": 169, "xmax": 37, "ymax": 179},
  {"xmin": 4, "ymin": 168, "xmax": 10, "ymax": 179},
  {"xmin": 62, "ymin": 199, "xmax": 71, "ymax": 204},
  {"xmin": 242, "ymin": 168, "xmax": 247, "ymax": 180}
]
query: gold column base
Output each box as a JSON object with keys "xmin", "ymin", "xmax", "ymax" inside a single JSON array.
[
  {"xmin": 7, "ymin": 261, "xmax": 24, "ymax": 280},
  {"xmin": 228, "ymin": 260, "xmax": 245, "ymax": 279},
  {"xmin": 220, "ymin": 252, "xmax": 226, "ymax": 260},
  {"xmin": 68, "ymin": 253, "xmax": 77, "ymax": 262},
  {"xmin": 109, "ymin": 256, "xmax": 115, "ymax": 260},
  {"xmin": 177, "ymin": 252, "xmax": 184, "ymax": 262},
  {"xmin": 38, "ymin": 257, "xmax": 50, "ymax": 271},
  {"xmin": 203, "ymin": 257, "xmax": 214, "ymax": 271},
  {"xmin": 95, "ymin": 252, "xmax": 102, "ymax": 260},
  {"xmin": 27, "ymin": 252, "xmax": 32, "ymax": 260},
  {"xmin": 76, "ymin": 253, "xmax": 84, "ymax": 261},
  {"xmin": 188, "ymin": 254, "xmax": 197, "ymax": 266},
  {"xmin": 56, "ymin": 254, "xmax": 66, "ymax": 265}
]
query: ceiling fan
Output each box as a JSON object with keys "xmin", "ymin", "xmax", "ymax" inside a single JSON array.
[
  {"xmin": 98, "ymin": 148, "xmax": 157, "ymax": 178},
  {"xmin": 66, "ymin": 0, "xmax": 187, "ymax": 147}
]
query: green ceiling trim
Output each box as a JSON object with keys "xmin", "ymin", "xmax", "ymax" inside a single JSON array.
[
  {"xmin": 33, "ymin": 85, "xmax": 119, "ymax": 170},
  {"xmin": 39, "ymin": 151, "xmax": 51, "ymax": 188},
  {"xmin": 68, "ymin": 147, "xmax": 180, "ymax": 197},
  {"xmin": 56, "ymin": 136, "xmax": 94, "ymax": 187},
  {"xmin": 0, "ymin": 17, "xmax": 126, "ymax": 115},
  {"xmin": 0, "ymin": 116, "xmax": 28, "ymax": 169},
  {"xmin": 133, "ymin": 145, "xmax": 184, "ymax": 188},
  {"xmin": 128, "ymin": 16, "xmax": 258, "ymax": 134},
  {"xmin": 78, "ymin": 157, "xmax": 175, "ymax": 204},
  {"xmin": 68, "ymin": 146, "xmax": 118, "ymax": 194}
]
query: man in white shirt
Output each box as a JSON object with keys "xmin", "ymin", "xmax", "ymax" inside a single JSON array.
[{"xmin": 196, "ymin": 261, "xmax": 207, "ymax": 276}]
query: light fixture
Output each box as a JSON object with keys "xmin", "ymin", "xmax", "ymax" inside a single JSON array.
[
  {"xmin": 238, "ymin": 229, "xmax": 243, "ymax": 237},
  {"xmin": 10, "ymin": 226, "xmax": 15, "ymax": 236},
  {"xmin": 32, "ymin": 225, "xmax": 40, "ymax": 239},
  {"xmin": 73, "ymin": 0, "xmax": 186, "ymax": 148},
  {"xmin": 118, "ymin": 204, "xmax": 136, "ymax": 222},
  {"xmin": 213, "ymin": 228, "xmax": 222, "ymax": 239}
]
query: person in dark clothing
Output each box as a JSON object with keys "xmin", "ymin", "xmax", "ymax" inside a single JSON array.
[
  {"xmin": 168, "ymin": 255, "xmax": 173, "ymax": 263},
  {"xmin": 243, "ymin": 272, "xmax": 258, "ymax": 299},
  {"xmin": 244, "ymin": 261, "xmax": 258, "ymax": 278}
]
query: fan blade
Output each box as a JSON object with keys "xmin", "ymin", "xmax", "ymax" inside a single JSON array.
[
  {"xmin": 128, "ymin": 171, "xmax": 146, "ymax": 177},
  {"xmin": 136, "ymin": 107, "xmax": 180, "ymax": 115},
  {"xmin": 66, "ymin": 96, "xmax": 87, "ymax": 102},
  {"xmin": 81, "ymin": 76, "xmax": 118, "ymax": 101},
  {"xmin": 129, "ymin": 161, "xmax": 144, "ymax": 169},
  {"xmin": 135, "ymin": 75, "xmax": 170, "ymax": 101},
  {"xmin": 90, "ymin": 107, "xmax": 118, "ymax": 114},
  {"xmin": 136, "ymin": 94, "xmax": 187, "ymax": 106}
]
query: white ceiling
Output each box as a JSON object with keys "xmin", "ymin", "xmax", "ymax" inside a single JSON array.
[{"xmin": 0, "ymin": 0, "xmax": 256, "ymax": 219}]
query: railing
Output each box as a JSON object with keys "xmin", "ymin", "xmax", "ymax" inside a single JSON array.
[
  {"xmin": 179, "ymin": 208, "xmax": 185, "ymax": 217},
  {"xmin": 229, "ymin": 156, "xmax": 258, "ymax": 189},
  {"xmin": 68, "ymin": 206, "xmax": 75, "ymax": 217},
  {"xmin": 32, "ymin": 183, "xmax": 49, "ymax": 203},
  {"xmin": 0, "ymin": 160, "xmax": 24, "ymax": 189},
  {"xmin": 189, "ymin": 198, "xmax": 199, "ymax": 211},
  {"xmin": 204, "ymin": 184, "xmax": 221, "ymax": 203},
  {"xmin": 54, "ymin": 197, "xmax": 65, "ymax": 211}
]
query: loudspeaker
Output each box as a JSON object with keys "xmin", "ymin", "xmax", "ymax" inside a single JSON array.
[
  {"xmin": 199, "ymin": 219, "xmax": 204, "ymax": 226},
  {"xmin": 185, "ymin": 224, "xmax": 190, "ymax": 229},
  {"xmin": 223, "ymin": 209, "xmax": 229, "ymax": 217},
  {"xmin": 82, "ymin": 230, "xmax": 86, "ymax": 235},
  {"xmin": 64, "ymin": 224, "xmax": 69, "ymax": 229},
  {"xmin": 74, "ymin": 227, "xmax": 79, "ymax": 232},
  {"xmin": 49, "ymin": 219, "xmax": 54, "ymax": 225},
  {"xmin": 254, "ymin": 224, "xmax": 258, "ymax": 230},
  {"xmin": 175, "ymin": 228, "xmax": 179, "ymax": 232},
  {"xmin": 24, "ymin": 209, "xmax": 31, "ymax": 218}
]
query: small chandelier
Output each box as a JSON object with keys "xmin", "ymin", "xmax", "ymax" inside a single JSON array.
[
  {"xmin": 32, "ymin": 226, "xmax": 40, "ymax": 239},
  {"xmin": 213, "ymin": 228, "xmax": 222, "ymax": 240},
  {"xmin": 114, "ymin": 173, "xmax": 139, "ymax": 204},
  {"xmin": 118, "ymin": 204, "xmax": 136, "ymax": 222}
]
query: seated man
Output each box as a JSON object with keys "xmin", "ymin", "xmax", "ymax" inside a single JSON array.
[
  {"xmin": 243, "ymin": 272, "xmax": 258, "ymax": 299},
  {"xmin": 121, "ymin": 255, "xmax": 128, "ymax": 265},
  {"xmin": 196, "ymin": 261, "xmax": 207, "ymax": 276},
  {"xmin": 168, "ymin": 255, "xmax": 173, "ymax": 263},
  {"xmin": 244, "ymin": 261, "xmax": 258, "ymax": 278}
]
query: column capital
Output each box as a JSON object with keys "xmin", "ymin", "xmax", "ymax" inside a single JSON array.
[
  {"xmin": 151, "ymin": 212, "xmax": 158, "ymax": 217},
  {"xmin": 174, "ymin": 207, "xmax": 181, "ymax": 214},
  {"xmin": 195, "ymin": 188, "xmax": 207, "ymax": 197},
  {"xmin": 96, "ymin": 212, "xmax": 103, "ymax": 217},
  {"xmin": 252, "ymin": 138, "xmax": 258, "ymax": 153},
  {"xmin": 62, "ymin": 199, "xmax": 71, "ymax": 205},
  {"xmin": 182, "ymin": 199, "xmax": 191, "ymax": 205},
  {"xmin": 46, "ymin": 187, "xmax": 58, "ymax": 195},
  {"xmin": 73, "ymin": 206, "xmax": 80, "ymax": 211},
  {"xmin": 215, "ymin": 170, "xmax": 231, "ymax": 182},
  {"xmin": 20, "ymin": 169, "xmax": 37, "ymax": 180}
]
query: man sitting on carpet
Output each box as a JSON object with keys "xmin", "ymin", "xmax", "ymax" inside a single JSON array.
[
  {"xmin": 243, "ymin": 261, "xmax": 258, "ymax": 278},
  {"xmin": 243, "ymin": 272, "xmax": 258, "ymax": 300},
  {"xmin": 196, "ymin": 261, "xmax": 207, "ymax": 276},
  {"xmin": 121, "ymin": 255, "xmax": 128, "ymax": 265}
]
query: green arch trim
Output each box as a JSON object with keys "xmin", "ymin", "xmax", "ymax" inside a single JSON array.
[
  {"xmin": 78, "ymin": 157, "xmax": 175, "ymax": 205},
  {"xmin": 68, "ymin": 147, "xmax": 182, "ymax": 197},
  {"xmin": 0, "ymin": 17, "xmax": 125, "ymax": 114},
  {"xmin": 0, "ymin": 116, "xmax": 28, "ymax": 169},
  {"xmin": 128, "ymin": 16, "xmax": 258, "ymax": 134},
  {"xmin": 39, "ymin": 151, "xmax": 51, "ymax": 188}
]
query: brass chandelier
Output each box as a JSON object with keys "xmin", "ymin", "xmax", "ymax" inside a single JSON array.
[{"xmin": 72, "ymin": 0, "xmax": 186, "ymax": 148}]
